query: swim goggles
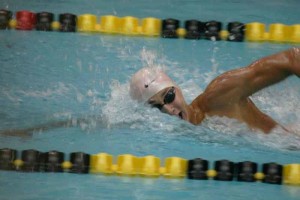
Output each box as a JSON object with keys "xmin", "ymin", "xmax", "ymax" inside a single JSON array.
[{"xmin": 151, "ymin": 87, "xmax": 176, "ymax": 110}]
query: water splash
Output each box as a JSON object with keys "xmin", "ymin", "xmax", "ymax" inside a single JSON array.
[{"xmin": 102, "ymin": 49, "xmax": 300, "ymax": 151}]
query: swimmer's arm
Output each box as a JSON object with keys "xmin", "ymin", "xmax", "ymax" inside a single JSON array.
[
  {"xmin": 0, "ymin": 120, "xmax": 73, "ymax": 138},
  {"xmin": 203, "ymin": 47, "xmax": 300, "ymax": 108},
  {"xmin": 0, "ymin": 118, "xmax": 93, "ymax": 138},
  {"xmin": 239, "ymin": 47, "xmax": 300, "ymax": 97}
]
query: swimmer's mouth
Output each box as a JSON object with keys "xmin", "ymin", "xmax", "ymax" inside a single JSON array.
[{"xmin": 179, "ymin": 112, "xmax": 183, "ymax": 119}]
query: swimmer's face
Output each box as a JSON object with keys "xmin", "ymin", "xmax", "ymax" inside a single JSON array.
[{"xmin": 148, "ymin": 86, "xmax": 188, "ymax": 121}]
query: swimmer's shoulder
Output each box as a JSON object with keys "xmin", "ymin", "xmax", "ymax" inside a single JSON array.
[{"xmin": 190, "ymin": 93, "xmax": 209, "ymax": 112}]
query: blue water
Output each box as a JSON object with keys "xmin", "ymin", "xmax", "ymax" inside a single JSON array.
[{"xmin": 0, "ymin": 0, "xmax": 300, "ymax": 200}]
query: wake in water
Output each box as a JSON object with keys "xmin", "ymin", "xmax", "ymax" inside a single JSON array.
[
  {"xmin": 1, "ymin": 48, "xmax": 299, "ymax": 151},
  {"xmin": 102, "ymin": 49, "xmax": 300, "ymax": 151}
]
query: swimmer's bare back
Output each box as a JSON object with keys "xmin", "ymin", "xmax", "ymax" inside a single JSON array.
[{"xmin": 189, "ymin": 47, "xmax": 300, "ymax": 133}]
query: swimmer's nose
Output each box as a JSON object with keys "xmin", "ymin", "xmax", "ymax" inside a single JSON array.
[{"xmin": 162, "ymin": 104, "xmax": 176, "ymax": 115}]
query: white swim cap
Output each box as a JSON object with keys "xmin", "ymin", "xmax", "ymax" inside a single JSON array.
[{"xmin": 130, "ymin": 67, "xmax": 176, "ymax": 102}]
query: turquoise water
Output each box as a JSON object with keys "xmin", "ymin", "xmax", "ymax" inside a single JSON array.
[{"xmin": 0, "ymin": 0, "xmax": 300, "ymax": 200}]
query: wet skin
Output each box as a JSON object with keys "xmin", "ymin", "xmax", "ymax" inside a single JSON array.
[
  {"xmin": 148, "ymin": 47, "xmax": 300, "ymax": 133},
  {"xmin": 2, "ymin": 48, "xmax": 299, "ymax": 137}
]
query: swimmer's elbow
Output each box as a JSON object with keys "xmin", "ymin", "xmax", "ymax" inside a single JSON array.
[
  {"xmin": 289, "ymin": 47, "xmax": 300, "ymax": 77},
  {"xmin": 291, "ymin": 47, "xmax": 300, "ymax": 54}
]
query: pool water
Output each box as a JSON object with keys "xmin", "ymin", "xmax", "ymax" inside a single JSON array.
[{"xmin": 0, "ymin": 0, "xmax": 300, "ymax": 199}]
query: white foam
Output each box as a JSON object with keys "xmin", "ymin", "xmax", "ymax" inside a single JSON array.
[
  {"xmin": 102, "ymin": 49, "xmax": 300, "ymax": 151},
  {"xmin": 19, "ymin": 82, "xmax": 71, "ymax": 98}
]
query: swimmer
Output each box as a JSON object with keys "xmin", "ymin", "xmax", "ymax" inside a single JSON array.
[
  {"xmin": 130, "ymin": 47, "xmax": 300, "ymax": 133},
  {"xmin": 1, "ymin": 48, "xmax": 299, "ymax": 137}
]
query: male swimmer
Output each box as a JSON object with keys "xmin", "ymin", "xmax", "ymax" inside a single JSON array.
[
  {"xmin": 130, "ymin": 47, "xmax": 300, "ymax": 133},
  {"xmin": 1, "ymin": 48, "xmax": 299, "ymax": 137}
]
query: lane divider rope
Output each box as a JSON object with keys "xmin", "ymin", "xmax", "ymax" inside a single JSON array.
[
  {"xmin": 0, "ymin": 148, "xmax": 299, "ymax": 185},
  {"xmin": 0, "ymin": 9, "xmax": 299, "ymax": 43}
]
